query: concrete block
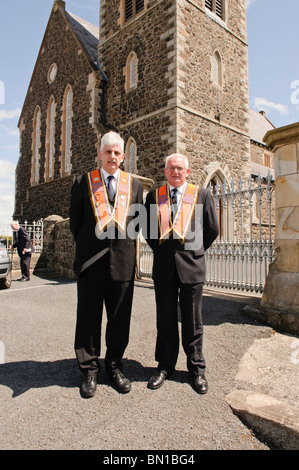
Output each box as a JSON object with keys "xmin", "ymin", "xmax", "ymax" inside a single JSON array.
[
  {"xmin": 226, "ymin": 390, "xmax": 299, "ymax": 450},
  {"xmin": 261, "ymin": 269, "xmax": 299, "ymax": 318}
]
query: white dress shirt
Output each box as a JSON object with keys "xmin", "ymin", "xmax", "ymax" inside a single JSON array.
[
  {"xmin": 102, "ymin": 168, "xmax": 119, "ymax": 197},
  {"xmin": 168, "ymin": 182, "xmax": 186, "ymax": 205}
]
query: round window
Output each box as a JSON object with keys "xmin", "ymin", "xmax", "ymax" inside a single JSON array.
[{"xmin": 48, "ymin": 64, "xmax": 57, "ymax": 84}]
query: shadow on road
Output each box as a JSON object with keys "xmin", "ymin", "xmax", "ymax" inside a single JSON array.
[
  {"xmin": 0, "ymin": 358, "xmax": 79, "ymax": 397},
  {"xmin": 202, "ymin": 292, "xmax": 261, "ymax": 326},
  {"xmin": 0, "ymin": 358, "xmax": 193, "ymax": 398}
]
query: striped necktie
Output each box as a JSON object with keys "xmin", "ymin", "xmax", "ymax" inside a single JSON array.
[
  {"xmin": 171, "ymin": 188, "xmax": 177, "ymax": 221},
  {"xmin": 171, "ymin": 188, "xmax": 177, "ymax": 206},
  {"xmin": 107, "ymin": 175, "xmax": 115, "ymax": 201}
]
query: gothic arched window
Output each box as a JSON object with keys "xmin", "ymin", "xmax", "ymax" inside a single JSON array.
[
  {"xmin": 31, "ymin": 106, "xmax": 41, "ymax": 185},
  {"xmin": 60, "ymin": 85, "xmax": 73, "ymax": 176},
  {"xmin": 213, "ymin": 51, "xmax": 222, "ymax": 87},
  {"xmin": 124, "ymin": 52, "xmax": 138, "ymax": 92},
  {"xmin": 45, "ymin": 96, "xmax": 56, "ymax": 181},
  {"xmin": 125, "ymin": 137, "xmax": 137, "ymax": 174}
]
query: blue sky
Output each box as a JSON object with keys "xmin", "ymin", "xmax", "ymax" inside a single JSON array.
[{"xmin": 0, "ymin": 0, "xmax": 298, "ymax": 233}]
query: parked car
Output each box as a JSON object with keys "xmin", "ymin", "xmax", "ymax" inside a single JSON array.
[{"xmin": 0, "ymin": 240, "xmax": 12, "ymax": 289}]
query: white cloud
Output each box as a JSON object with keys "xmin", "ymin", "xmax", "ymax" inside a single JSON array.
[
  {"xmin": 0, "ymin": 159, "xmax": 15, "ymax": 233},
  {"xmin": 0, "ymin": 108, "xmax": 21, "ymax": 121},
  {"xmin": 0, "ymin": 144, "xmax": 19, "ymax": 150},
  {"xmin": 0, "ymin": 124, "xmax": 19, "ymax": 137},
  {"xmin": 246, "ymin": 0, "xmax": 260, "ymax": 8},
  {"xmin": 0, "ymin": 194, "xmax": 14, "ymax": 235},
  {"xmin": 254, "ymin": 97, "xmax": 289, "ymax": 115},
  {"xmin": 0, "ymin": 159, "xmax": 15, "ymax": 181}
]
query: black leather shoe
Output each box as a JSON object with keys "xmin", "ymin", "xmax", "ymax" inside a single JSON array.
[
  {"xmin": 80, "ymin": 375, "xmax": 97, "ymax": 398},
  {"xmin": 111, "ymin": 371, "xmax": 131, "ymax": 393},
  {"xmin": 147, "ymin": 370, "xmax": 168, "ymax": 390},
  {"xmin": 193, "ymin": 374, "xmax": 208, "ymax": 394}
]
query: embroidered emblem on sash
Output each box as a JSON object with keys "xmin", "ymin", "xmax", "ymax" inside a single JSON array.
[
  {"xmin": 156, "ymin": 183, "xmax": 199, "ymax": 244},
  {"xmin": 87, "ymin": 169, "xmax": 131, "ymax": 236}
]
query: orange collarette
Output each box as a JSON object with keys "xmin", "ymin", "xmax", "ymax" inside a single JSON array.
[
  {"xmin": 156, "ymin": 183, "xmax": 199, "ymax": 243},
  {"xmin": 87, "ymin": 169, "xmax": 132, "ymax": 236}
]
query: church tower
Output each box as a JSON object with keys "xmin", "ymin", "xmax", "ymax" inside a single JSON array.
[{"xmin": 98, "ymin": 0, "xmax": 250, "ymax": 187}]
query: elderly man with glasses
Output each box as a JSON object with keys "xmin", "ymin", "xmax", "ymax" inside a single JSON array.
[{"xmin": 144, "ymin": 154, "xmax": 219, "ymax": 394}]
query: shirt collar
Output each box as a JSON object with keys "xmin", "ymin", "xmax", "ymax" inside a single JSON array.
[
  {"xmin": 102, "ymin": 168, "xmax": 119, "ymax": 181},
  {"xmin": 168, "ymin": 182, "xmax": 186, "ymax": 195}
]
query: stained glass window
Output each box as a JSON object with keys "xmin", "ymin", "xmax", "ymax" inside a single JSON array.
[
  {"xmin": 64, "ymin": 88, "xmax": 72, "ymax": 173},
  {"xmin": 49, "ymin": 99, "xmax": 55, "ymax": 178},
  {"xmin": 34, "ymin": 108, "xmax": 41, "ymax": 183},
  {"xmin": 130, "ymin": 55, "xmax": 137, "ymax": 88},
  {"xmin": 129, "ymin": 141, "xmax": 136, "ymax": 173}
]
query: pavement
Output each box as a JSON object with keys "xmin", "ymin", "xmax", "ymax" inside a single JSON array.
[{"xmin": 0, "ymin": 271, "xmax": 298, "ymax": 453}]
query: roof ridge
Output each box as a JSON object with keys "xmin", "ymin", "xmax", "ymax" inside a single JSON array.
[{"xmin": 66, "ymin": 10, "xmax": 99, "ymax": 38}]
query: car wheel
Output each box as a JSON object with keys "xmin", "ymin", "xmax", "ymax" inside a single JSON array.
[{"xmin": 0, "ymin": 270, "xmax": 12, "ymax": 289}]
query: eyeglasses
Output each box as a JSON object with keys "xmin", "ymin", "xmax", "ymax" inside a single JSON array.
[{"xmin": 166, "ymin": 167, "xmax": 187, "ymax": 173}]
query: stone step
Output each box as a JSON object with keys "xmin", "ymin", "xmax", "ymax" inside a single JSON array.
[{"xmin": 226, "ymin": 389, "xmax": 299, "ymax": 450}]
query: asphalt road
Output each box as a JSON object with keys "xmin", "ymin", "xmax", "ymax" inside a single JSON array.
[{"xmin": 0, "ymin": 272, "xmax": 274, "ymax": 452}]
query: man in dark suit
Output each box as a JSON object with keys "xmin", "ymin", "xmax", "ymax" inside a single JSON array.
[
  {"xmin": 70, "ymin": 131, "xmax": 143, "ymax": 398},
  {"xmin": 11, "ymin": 222, "xmax": 35, "ymax": 281},
  {"xmin": 144, "ymin": 154, "xmax": 219, "ymax": 394}
]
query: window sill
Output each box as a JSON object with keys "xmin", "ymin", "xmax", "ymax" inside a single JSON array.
[{"xmin": 205, "ymin": 7, "xmax": 227, "ymax": 29}]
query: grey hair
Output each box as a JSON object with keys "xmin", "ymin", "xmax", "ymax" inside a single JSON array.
[
  {"xmin": 164, "ymin": 154, "xmax": 189, "ymax": 169},
  {"xmin": 100, "ymin": 131, "xmax": 125, "ymax": 152}
]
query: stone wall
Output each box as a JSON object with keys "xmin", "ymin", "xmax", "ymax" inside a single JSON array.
[
  {"xmin": 34, "ymin": 215, "xmax": 76, "ymax": 279},
  {"xmin": 251, "ymin": 142, "xmax": 274, "ymax": 168},
  {"xmin": 178, "ymin": 0, "xmax": 249, "ymax": 135},
  {"xmin": 15, "ymin": 4, "xmax": 103, "ymax": 223},
  {"xmin": 98, "ymin": 0, "xmax": 251, "ymax": 188},
  {"xmin": 99, "ymin": 0, "xmax": 175, "ymax": 185},
  {"xmin": 52, "ymin": 217, "xmax": 76, "ymax": 278},
  {"xmin": 121, "ymin": 113, "xmax": 175, "ymax": 187},
  {"xmin": 178, "ymin": 111, "xmax": 251, "ymax": 186}
]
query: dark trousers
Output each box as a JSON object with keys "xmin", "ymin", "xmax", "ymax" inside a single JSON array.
[
  {"xmin": 154, "ymin": 273, "xmax": 205, "ymax": 377},
  {"xmin": 20, "ymin": 253, "xmax": 31, "ymax": 278},
  {"xmin": 74, "ymin": 254, "xmax": 134, "ymax": 376}
]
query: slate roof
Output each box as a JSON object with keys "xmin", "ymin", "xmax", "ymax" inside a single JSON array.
[
  {"xmin": 65, "ymin": 11, "xmax": 99, "ymax": 67},
  {"xmin": 249, "ymin": 109, "xmax": 275, "ymax": 146}
]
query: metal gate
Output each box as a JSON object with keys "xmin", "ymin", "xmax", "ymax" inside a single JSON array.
[
  {"xmin": 137, "ymin": 173, "xmax": 275, "ymax": 293},
  {"xmin": 20, "ymin": 219, "xmax": 44, "ymax": 253},
  {"xmin": 1, "ymin": 219, "xmax": 44, "ymax": 253}
]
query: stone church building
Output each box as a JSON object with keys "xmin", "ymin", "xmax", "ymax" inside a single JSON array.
[{"xmin": 14, "ymin": 0, "xmax": 274, "ymax": 226}]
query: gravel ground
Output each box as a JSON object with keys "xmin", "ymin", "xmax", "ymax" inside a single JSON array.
[{"xmin": 0, "ymin": 273, "xmax": 273, "ymax": 451}]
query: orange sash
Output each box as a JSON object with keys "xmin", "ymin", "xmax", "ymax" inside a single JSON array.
[
  {"xmin": 156, "ymin": 183, "xmax": 199, "ymax": 244},
  {"xmin": 87, "ymin": 169, "xmax": 131, "ymax": 236}
]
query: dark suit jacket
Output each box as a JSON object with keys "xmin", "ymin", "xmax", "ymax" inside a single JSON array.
[
  {"xmin": 70, "ymin": 171, "xmax": 143, "ymax": 280},
  {"xmin": 144, "ymin": 186, "xmax": 219, "ymax": 283},
  {"xmin": 13, "ymin": 227, "xmax": 35, "ymax": 257}
]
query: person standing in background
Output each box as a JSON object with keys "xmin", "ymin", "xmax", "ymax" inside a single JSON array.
[{"xmin": 11, "ymin": 221, "xmax": 35, "ymax": 282}]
